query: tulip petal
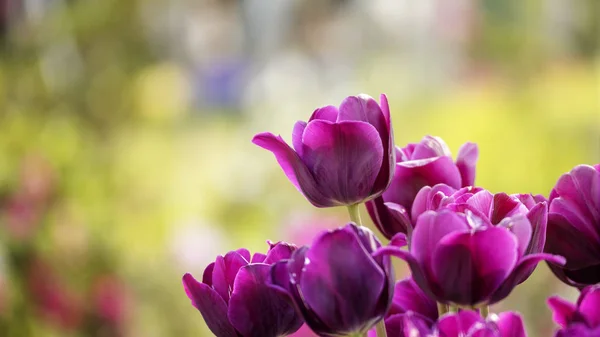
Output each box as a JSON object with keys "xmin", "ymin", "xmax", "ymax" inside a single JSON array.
[
  {"xmin": 264, "ymin": 242, "xmax": 296, "ymax": 264},
  {"xmin": 301, "ymin": 120, "xmax": 384, "ymax": 205},
  {"xmin": 497, "ymin": 215, "xmax": 532, "ymax": 258},
  {"xmin": 524, "ymin": 202, "xmax": 548, "ymax": 255},
  {"xmin": 464, "ymin": 190, "xmax": 493, "ymax": 219},
  {"xmin": 548, "ymin": 296, "xmax": 578, "ymax": 328},
  {"xmin": 390, "ymin": 232, "xmax": 409, "ymax": 248},
  {"xmin": 309, "ymin": 105, "xmax": 339, "ymax": 122},
  {"xmin": 579, "ymin": 286, "xmax": 600, "ymax": 328},
  {"xmin": 411, "ymin": 136, "xmax": 452, "ymax": 160},
  {"xmin": 495, "ymin": 311, "xmax": 527, "ymax": 337},
  {"xmin": 437, "ymin": 311, "xmax": 482, "ymax": 337},
  {"xmin": 390, "ymin": 278, "xmax": 438, "ymax": 320},
  {"xmin": 431, "ymin": 227, "xmax": 518, "ymax": 305},
  {"xmin": 229, "ymin": 264, "xmax": 303, "ymax": 337},
  {"xmin": 337, "ymin": 94, "xmax": 394, "ymax": 194},
  {"xmin": 393, "ymin": 312, "xmax": 434, "ymax": 337},
  {"xmin": 285, "ymin": 247, "xmax": 335, "ymax": 335},
  {"xmin": 384, "ymin": 202, "xmax": 413, "ymax": 236},
  {"xmin": 182, "ymin": 273, "xmax": 238, "ymax": 337},
  {"xmin": 251, "ymin": 253, "xmax": 267, "ymax": 263},
  {"xmin": 337, "ymin": 95, "xmax": 386, "ymax": 139},
  {"xmin": 292, "ymin": 121, "xmax": 307, "ymax": 156},
  {"xmin": 545, "ymin": 213, "xmax": 600, "ymax": 270},
  {"xmin": 300, "ymin": 225, "xmax": 386, "ymax": 332},
  {"xmin": 203, "ymin": 262, "xmax": 215, "ymax": 286},
  {"xmin": 564, "ymin": 264, "xmax": 600, "ymax": 285},
  {"xmin": 493, "ymin": 193, "xmax": 528, "ymax": 224},
  {"xmin": 411, "ymin": 210, "xmax": 469, "ymax": 268},
  {"xmin": 366, "ymin": 197, "xmax": 409, "ymax": 240},
  {"xmin": 411, "ymin": 184, "xmax": 457, "ymax": 222},
  {"xmin": 554, "ymin": 165, "xmax": 600, "ymax": 225},
  {"xmin": 253, "ymin": 132, "xmax": 330, "ymax": 207},
  {"xmin": 456, "ymin": 142, "xmax": 479, "ymax": 187}
]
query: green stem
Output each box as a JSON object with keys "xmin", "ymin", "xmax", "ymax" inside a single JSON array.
[
  {"xmin": 437, "ymin": 302, "xmax": 449, "ymax": 316},
  {"xmin": 480, "ymin": 305, "xmax": 489, "ymax": 318},
  {"xmin": 375, "ymin": 320, "xmax": 387, "ymax": 337},
  {"xmin": 449, "ymin": 305, "xmax": 458, "ymax": 313},
  {"xmin": 347, "ymin": 204, "xmax": 362, "ymax": 225}
]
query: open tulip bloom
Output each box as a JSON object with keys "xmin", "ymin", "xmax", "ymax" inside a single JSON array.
[
  {"xmin": 253, "ymin": 94, "xmax": 395, "ymax": 208},
  {"xmin": 376, "ymin": 190, "xmax": 566, "ymax": 307},
  {"xmin": 182, "ymin": 242, "xmax": 303, "ymax": 337},
  {"xmin": 181, "ymin": 92, "xmax": 600, "ymax": 337}
]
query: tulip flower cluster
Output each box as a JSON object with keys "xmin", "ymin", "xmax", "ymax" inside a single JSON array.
[{"xmin": 182, "ymin": 94, "xmax": 600, "ymax": 337}]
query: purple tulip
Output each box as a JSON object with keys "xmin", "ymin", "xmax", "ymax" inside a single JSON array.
[
  {"xmin": 377, "ymin": 205, "xmax": 565, "ymax": 306},
  {"xmin": 270, "ymin": 223, "xmax": 394, "ymax": 336},
  {"xmin": 548, "ymin": 285, "xmax": 600, "ymax": 337},
  {"xmin": 366, "ymin": 136, "xmax": 478, "ymax": 239},
  {"xmin": 182, "ymin": 242, "xmax": 303, "ymax": 337},
  {"xmin": 545, "ymin": 164, "xmax": 600, "ymax": 287},
  {"xmin": 253, "ymin": 94, "xmax": 395, "ymax": 208}
]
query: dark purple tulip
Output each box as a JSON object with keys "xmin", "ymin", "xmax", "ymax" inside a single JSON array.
[
  {"xmin": 182, "ymin": 242, "xmax": 303, "ymax": 337},
  {"xmin": 270, "ymin": 223, "xmax": 394, "ymax": 336},
  {"xmin": 376, "ymin": 206, "xmax": 565, "ymax": 306},
  {"xmin": 545, "ymin": 164, "xmax": 600, "ymax": 287},
  {"xmin": 548, "ymin": 285, "xmax": 600, "ymax": 337},
  {"xmin": 366, "ymin": 136, "xmax": 478, "ymax": 239},
  {"xmin": 253, "ymin": 94, "xmax": 395, "ymax": 208},
  {"xmin": 435, "ymin": 311, "xmax": 527, "ymax": 337}
]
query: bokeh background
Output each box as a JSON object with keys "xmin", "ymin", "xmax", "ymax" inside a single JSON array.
[{"xmin": 0, "ymin": 0, "xmax": 598, "ymax": 336}]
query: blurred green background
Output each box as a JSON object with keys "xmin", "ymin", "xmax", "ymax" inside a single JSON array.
[{"xmin": 0, "ymin": 0, "xmax": 598, "ymax": 336}]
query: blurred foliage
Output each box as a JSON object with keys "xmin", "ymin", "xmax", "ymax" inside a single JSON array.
[{"xmin": 0, "ymin": 0, "xmax": 598, "ymax": 336}]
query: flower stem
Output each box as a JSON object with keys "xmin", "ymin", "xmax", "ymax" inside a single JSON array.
[
  {"xmin": 347, "ymin": 204, "xmax": 363, "ymax": 226},
  {"xmin": 480, "ymin": 305, "xmax": 489, "ymax": 318},
  {"xmin": 375, "ymin": 320, "xmax": 387, "ymax": 337},
  {"xmin": 437, "ymin": 302, "xmax": 449, "ymax": 316}
]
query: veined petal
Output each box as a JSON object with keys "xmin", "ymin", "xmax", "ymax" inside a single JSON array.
[
  {"xmin": 524, "ymin": 202, "xmax": 548, "ymax": 255},
  {"xmin": 182, "ymin": 273, "xmax": 238, "ymax": 337},
  {"xmin": 497, "ymin": 215, "xmax": 532, "ymax": 258},
  {"xmin": 301, "ymin": 120, "xmax": 384, "ymax": 205},
  {"xmin": 431, "ymin": 227, "xmax": 518, "ymax": 305},
  {"xmin": 252, "ymin": 132, "xmax": 330, "ymax": 207},
  {"xmin": 292, "ymin": 121, "xmax": 307, "ymax": 156},
  {"xmin": 411, "ymin": 210, "xmax": 469, "ymax": 268},
  {"xmin": 309, "ymin": 105, "xmax": 339, "ymax": 122}
]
